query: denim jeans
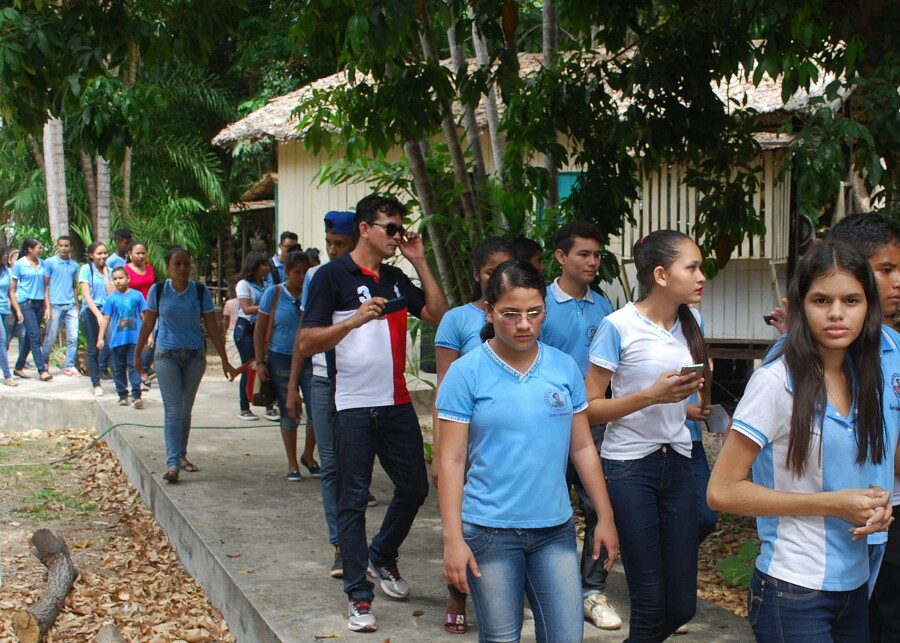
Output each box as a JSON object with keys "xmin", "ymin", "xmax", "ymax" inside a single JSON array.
[
  {"xmin": 0, "ymin": 313, "xmax": 11, "ymax": 378},
  {"xmin": 566, "ymin": 424, "xmax": 609, "ymax": 597},
  {"xmin": 80, "ymin": 309, "xmax": 102, "ymax": 386},
  {"xmin": 15, "ymin": 299, "xmax": 47, "ymax": 373},
  {"xmin": 6, "ymin": 311, "xmax": 25, "ymax": 351},
  {"xmin": 267, "ymin": 351, "xmax": 297, "ymax": 430},
  {"xmin": 335, "ymin": 403, "xmax": 429, "ymax": 600},
  {"xmin": 602, "ymin": 446, "xmax": 697, "ymax": 642},
  {"xmin": 690, "ymin": 440, "xmax": 718, "ymax": 546},
  {"xmin": 233, "ymin": 318, "xmax": 255, "ymax": 411},
  {"xmin": 111, "ymin": 343, "xmax": 141, "ymax": 398},
  {"xmin": 464, "ymin": 518, "xmax": 583, "ymax": 642},
  {"xmin": 310, "ymin": 374, "xmax": 339, "ymax": 546},
  {"xmin": 298, "ymin": 358, "xmax": 314, "ymax": 427},
  {"xmin": 41, "ymin": 303, "xmax": 79, "ymax": 368},
  {"xmin": 155, "ymin": 347, "xmax": 207, "ymax": 469},
  {"xmin": 749, "ymin": 569, "xmax": 868, "ymax": 642}
]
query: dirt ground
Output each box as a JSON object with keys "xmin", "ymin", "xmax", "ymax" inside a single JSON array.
[{"xmin": 0, "ymin": 429, "xmax": 235, "ymax": 642}]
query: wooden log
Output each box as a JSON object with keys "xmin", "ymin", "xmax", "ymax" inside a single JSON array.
[{"xmin": 13, "ymin": 529, "xmax": 79, "ymax": 643}]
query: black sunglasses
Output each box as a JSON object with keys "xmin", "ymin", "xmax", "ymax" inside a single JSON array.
[{"xmin": 370, "ymin": 222, "xmax": 405, "ymax": 238}]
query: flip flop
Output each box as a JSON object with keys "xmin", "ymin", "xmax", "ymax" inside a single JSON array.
[
  {"xmin": 40, "ymin": 371, "xmax": 53, "ymax": 382},
  {"xmin": 162, "ymin": 468, "xmax": 179, "ymax": 483},
  {"xmin": 443, "ymin": 612, "xmax": 466, "ymax": 634},
  {"xmin": 4, "ymin": 377, "xmax": 19, "ymax": 387},
  {"xmin": 13, "ymin": 369, "xmax": 30, "ymax": 379},
  {"xmin": 180, "ymin": 459, "xmax": 200, "ymax": 473}
]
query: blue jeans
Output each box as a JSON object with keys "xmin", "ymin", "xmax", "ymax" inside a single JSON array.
[
  {"xmin": 233, "ymin": 318, "xmax": 255, "ymax": 411},
  {"xmin": 336, "ymin": 403, "xmax": 429, "ymax": 600},
  {"xmin": 42, "ymin": 303, "xmax": 79, "ymax": 368},
  {"xmin": 464, "ymin": 518, "xmax": 583, "ymax": 642},
  {"xmin": 155, "ymin": 347, "xmax": 207, "ymax": 470},
  {"xmin": 0, "ymin": 313, "xmax": 11, "ymax": 378},
  {"xmin": 111, "ymin": 343, "xmax": 141, "ymax": 398},
  {"xmin": 602, "ymin": 447, "xmax": 697, "ymax": 642},
  {"xmin": 299, "ymin": 358, "xmax": 314, "ymax": 428},
  {"xmin": 567, "ymin": 424, "xmax": 609, "ymax": 596},
  {"xmin": 310, "ymin": 374, "xmax": 339, "ymax": 546},
  {"xmin": 267, "ymin": 351, "xmax": 297, "ymax": 430},
  {"xmin": 749, "ymin": 569, "xmax": 868, "ymax": 642},
  {"xmin": 691, "ymin": 440, "xmax": 718, "ymax": 545},
  {"xmin": 15, "ymin": 299, "xmax": 47, "ymax": 373},
  {"xmin": 80, "ymin": 309, "xmax": 102, "ymax": 386}
]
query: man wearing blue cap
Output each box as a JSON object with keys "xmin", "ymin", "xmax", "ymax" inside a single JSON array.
[{"xmin": 288, "ymin": 210, "xmax": 358, "ymax": 578}]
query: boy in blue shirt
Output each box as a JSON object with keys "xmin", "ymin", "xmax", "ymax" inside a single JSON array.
[
  {"xmin": 42, "ymin": 236, "xmax": 81, "ymax": 375},
  {"xmin": 98, "ymin": 267, "xmax": 147, "ymax": 408}
]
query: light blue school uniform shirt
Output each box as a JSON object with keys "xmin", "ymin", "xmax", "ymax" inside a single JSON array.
[
  {"xmin": 436, "ymin": 342, "xmax": 587, "ymax": 528},
  {"xmin": 11, "ymin": 257, "xmax": 47, "ymax": 301},
  {"xmin": 44, "ymin": 255, "xmax": 79, "ymax": 305},
  {"xmin": 147, "ymin": 280, "xmax": 214, "ymax": 350},
  {"xmin": 258, "ymin": 284, "xmax": 301, "ymax": 356},
  {"xmin": 434, "ymin": 302, "xmax": 485, "ymax": 357},
  {"xmin": 732, "ymin": 357, "xmax": 869, "ymax": 591},
  {"xmin": 78, "ymin": 264, "xmax": 109, "ymax": 307},
  {"xmin": 100, "ymin": 290, "xmax": 146, "ymax": 348},
  {"xmin": 872, "ymin": 326, "xmax": 900, "ymax": 540},
  {"xmin": 589, "ymin": 302, "xmax": 700, "ymax": 459},
  {"xmin": 271, "ymin": 253, "xmax": 285, "ymax": 284},
  {"xmin": 541, "ymin": 278, "xmax": 614, "ymax": 377},
  {"xmin": 235, "ymin": 279, "xmax": 265, "ymax": 323},
  {"xmin": 0, "ymin": 269, "xmax": 11, "ymax": 315},
  {"xmin": 106, "ymin": 253, "xmax": 127, "ymax": 272}
]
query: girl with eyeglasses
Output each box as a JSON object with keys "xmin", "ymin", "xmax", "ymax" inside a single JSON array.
[
  {"xmin": 585, "ymin": 229, "xmax": 708, "ymax": 641},
  {"xmin": 437, "ymin": 259, "xmax": 617, "ymax": 642},
  {"xmin": 255, "ymin": 249, "xmax": 311, "ymax": 481}
]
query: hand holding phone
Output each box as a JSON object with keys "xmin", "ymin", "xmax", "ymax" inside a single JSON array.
[
  {"xmin": 380, "ymin": 296, "xmax": 407, "ymax": 315},
  {"xmin": 679, "ymin": 363, "xmax": 705, "ymax": 377}
]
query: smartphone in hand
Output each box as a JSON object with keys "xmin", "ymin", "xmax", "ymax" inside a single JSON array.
[{"xmin": 679, "ymin": 363, "xmax": 705, "ymax": 377}]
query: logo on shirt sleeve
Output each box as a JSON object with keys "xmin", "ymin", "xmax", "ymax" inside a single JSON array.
[{"xmin": 544, "ymin": 388, "xmax": 571, "ymax": 417}]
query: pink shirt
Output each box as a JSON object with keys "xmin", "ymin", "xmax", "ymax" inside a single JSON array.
[{"xmin": 125, "ymin": 263, "xmax": 156, "ymax": 300}]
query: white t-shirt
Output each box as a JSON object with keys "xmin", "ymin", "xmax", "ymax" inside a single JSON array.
[{"xmin": 589, "ymin": 302, "xmax": 699, "ymax": 459}]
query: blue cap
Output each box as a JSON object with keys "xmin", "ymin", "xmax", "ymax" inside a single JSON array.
[{"xmin": 324, "ymin": 211, "xmax": 355, "ymax": 236}]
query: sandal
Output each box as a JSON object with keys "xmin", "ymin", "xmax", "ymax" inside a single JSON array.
[
  {"xmin": 443, "ymin": 612, "xmax": 467, "ymax": 634},
  {"xmin": 40, "ymin": 371, "xmax": 53, "ymax": 382},
  {"xmin": 180, "ymin": 459, "xmax": 200, "ymax": 473},
  {"xmin": 13, "ymin": 369, "xmax": 30, "ymax": 379},
  {"xmin": 4, "ymin": 377, "xmax": 19, "ymax": 387},
  {"xmin": 162, "ymin": 468, "xmax": 179, "ymax": 483}
]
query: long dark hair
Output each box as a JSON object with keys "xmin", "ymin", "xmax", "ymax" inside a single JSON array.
[
  {"xmin": 0, "ymin": 246, "xmax": 8, "ymax": 275},
  {"xmin": 470, "ymin": 237, "xmax": 515, "ymax": 302},
  {"xmin": 235, "ymin": 251, "xmax": 269, "ymax": 284},
  {"xmin": 633, "ymin": 230, "xmax": 710, "ymax": 405},
  {"xmin": 778, "ymin": 240, "xmax": 884, "ymax": 477},
  {"xmin": 480, "ymin": 260, "xmax": 547, "ymax": 341},
  {"xmin": 20, "ymin": 237, "xmax": 41, "ymax": 258}
]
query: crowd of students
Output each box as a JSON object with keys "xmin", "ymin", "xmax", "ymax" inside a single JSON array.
[{"xmin": 5, "ymin": 201, "xmax": 898, "ymax": 642}]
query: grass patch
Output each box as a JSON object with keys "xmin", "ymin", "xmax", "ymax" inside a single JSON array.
[{"xmin": 16, "ymin": 487, "xmax": 98, "ymax": 521}]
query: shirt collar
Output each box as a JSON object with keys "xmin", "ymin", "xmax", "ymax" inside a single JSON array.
[
  {"xmin": 483, "ymin": 341, "xmax": 543, "ymax": 383},
  {"xmin": 549, "ymin": 278, "xmax": 595, "ymax": 304}
]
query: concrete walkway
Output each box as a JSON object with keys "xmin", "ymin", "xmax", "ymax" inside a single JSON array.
[{"xmin": 3, "ymin": 351, "xmax": 753, "ymax": 642}]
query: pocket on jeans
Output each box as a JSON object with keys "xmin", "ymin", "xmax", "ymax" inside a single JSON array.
[
  {"xmin": 747, "ymin": 575, "xmax": 764, "ymax": 628},
  {"xmin": 462, "ymin": 522, "xmax": 496, "ymax": 555},
  {"xmin": 601, "ymin": 457, "xmax": 636, "ymax": 481}
]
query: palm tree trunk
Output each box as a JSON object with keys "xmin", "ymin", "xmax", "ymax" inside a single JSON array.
[
  {"xmin": 121, "ymin": 44, "xmax": 140, "ymax": 218},
  {"xmin": 471, "ymin": 23, "xmax": 505, "ymax": 174},
  {"xmin": 448, "ymin": 8, "xmax": 487, "ymax": 185},
  {"xmin": 79, "ymin": 152, "xmax": 99, "ymax": 233},
  {"xmin": 542, "ymin": 0, "xmax": 559, "ymax": 208},
  {"xmin": 96, "ymin": 157, "xmax": 111, "ymax": 243},
  {"xmin": 26, "ymin": 134, "xmax": 45, "ymax": 171},
  {"xmin": 43, "ymin": 118, "xmax": 69, "ymax": 239}
]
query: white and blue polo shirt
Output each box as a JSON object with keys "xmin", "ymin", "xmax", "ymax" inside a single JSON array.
[
  {"xmin": 301, "ymin": 252, "xmax": 426, "ymax": 411},
  {"xmin": 434, "ymin": 302, "xmax": 485, "ymax": 357},
  {"xmin": 875, "ymin": 325, "xmax": 900, "ymax": 518},
  {"xmin": 733, "ymin": 357, "xmax": 869, "ymax": 591},
  {"xmin": 589, "ymin": 302, "xmax": 699, "ymax": 459},
  {"xmin": 436, "ymin": 342, "xmax": 587, "ymax": 528},
  {"xmin": 541, "ymin": 278, "xmax": 614, "ymax": 377}
]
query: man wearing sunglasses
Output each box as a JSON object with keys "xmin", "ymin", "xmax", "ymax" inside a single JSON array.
[{"xmin": 299, "ymin": 194, "xmax": 448, "ymax": 633}]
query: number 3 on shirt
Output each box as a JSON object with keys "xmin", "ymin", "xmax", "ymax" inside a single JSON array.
[{"xmin": 357, "ymin": 285, "xmax": 371, "ymax": 302}]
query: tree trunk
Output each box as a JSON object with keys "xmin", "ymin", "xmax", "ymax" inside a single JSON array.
[
  {"xmin": 12, "ymin": 530, "xmax": 79, "ymax": 643},
  {"xmin": 79, "ymin": 152, "xmax": 99, "ymax": 233},
  {"xmin": 447, "ymin": 8, "xmax": 488, "ymax": 186},
  {"xmin": 42, "ymin": 118, "xmax": 69, "ymax": 239},
  {"xmin": 96, "ymin": 156, "xmax": 111, "ymax": 243},
  {"xmin": 26, "ymin": 134, "xmax": 44, "ymax": 171},
  {"xmin": 404, "ymin": 139, "xmax": 464, "ymax": 307},
  {"xmin": 121, "ymin": 44, "xmax": 139, "ymax": 218},
  {"xmin": 471, "ymin": 23, "xmax": 505, "ymax": 174},
  {"xmin": 542, "ymin": 0, "xmax": 559, "ymax": 208}
]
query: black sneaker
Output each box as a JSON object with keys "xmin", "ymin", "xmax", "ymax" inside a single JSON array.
[
  {"xmin": 330, "ymin": 550, "xmax": 343, "ymax": 578},
  {"xmin": 347, "ymin": 599, "xmax": 376, "ymax": 632},
  {"xmin": 117, "ymin": 396, "xmax": 128, "ymax": 406}
]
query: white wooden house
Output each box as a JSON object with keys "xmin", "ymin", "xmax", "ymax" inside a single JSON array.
[{"xmin": 214, "ymin": 54, "xmax": 834, "ymax": 360}]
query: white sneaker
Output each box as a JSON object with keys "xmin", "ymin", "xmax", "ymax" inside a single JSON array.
[
  {"xmin": 584, "ymin": 593, "xmax": 622, "ymax": 630},
  {"xmin": 347, "ymin": 599, "xmax": 377, "ymax": 632},
  {"xmin": 93, "ymin": 386, "xmax": 104, "ymax": 397},
  {"xmin": 674, "ymin": 623, "xmax": 689, "ymax": 634}
]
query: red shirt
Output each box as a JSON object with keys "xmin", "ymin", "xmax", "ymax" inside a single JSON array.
[{"xmin": 125, "ymin": 263, "xmax": 156, "ymax": 300}]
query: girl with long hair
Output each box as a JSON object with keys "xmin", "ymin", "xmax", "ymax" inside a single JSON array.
[
  {"xmin": 125, "ymin": 241, "xmax": 156, "ymax": 299},
  {"xmin": 708, "ymin": 240, "xmax": 891, "ymax": 641},
  {"xmin": 79, "ymin": 241, "xmax": 112, "ymax": 394},
  {"xmin": 0, "ymin": 247, "xmax": 18, "ymax": 386},
  {"xmin": 134, "ymin": 246, "xmax": 235, "ymax": 482},
  {"xmin": 10, "ymin": 237, "xmax": 52, "ymax": 381},
  {"xmin": 233, "ymin": 251, "xmax": 272, "ymax": 421},
  {"xmin": 585, "ymin": 229, "xmax": 708, "ymax": 641},
  {"xmin": 432, "ymin": 237, "xmax": 514, "ymax": 634},
  {"xmin": 438, "ymin": 260, "xmax": 618, "ymax": 642}
]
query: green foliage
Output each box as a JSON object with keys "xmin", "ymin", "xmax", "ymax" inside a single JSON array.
[{"xmin": 715, "ymin": 539, "xmax": 760, "ymax": 588}]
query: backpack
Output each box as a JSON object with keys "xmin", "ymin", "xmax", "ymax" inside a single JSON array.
[
  {"xmin": 268, "ymin": 258, "xmax": 282, "ymax": 285},
  {"xmin": 153, "ymin": 280, "xmax": 207, "ymax": 317}
]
